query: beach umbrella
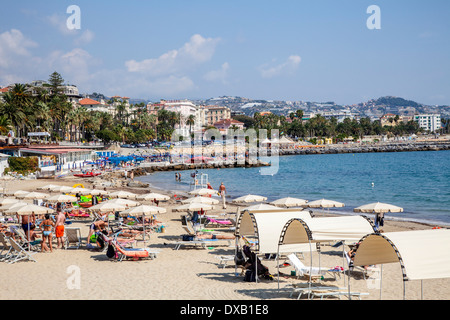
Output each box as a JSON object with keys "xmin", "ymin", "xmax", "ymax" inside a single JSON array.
[
  {"xmin": 50, "ymin": 185, "xmax": 74, "ymax": 193},
  {"xmin": 0, "ymin": 198, "xmax": 22, "ymax": 206},
  {"xmin": 232, "ymin": 194, "xmax": 268, "ymax": 204},
  {"xmin": 106, "ymin": 198, "xmax": 141, "ymax": 207},
  {"xmin": 89, "ymin": 189, "xmax": 108, "ymax": 196},
  {"xmin": 46, "ymin": 194, "xmax": 77, "ymax": 203},
  {"xmin": 22, "ymin": 192, "xmax": 50, "ymax": 200},
  {"xmin": 245, "ymin": 203, "xmax": 279, "ymax": 211},
  {"xmin": 37, "ymin": 184, "xmax": 60, "ymax": 191},
  {"xmin": 10, "ymin": 190, "xmax": 30, "ymax": 198},
  {"xmin": 71, "ymin": 187, "xmax": 93, "ymax": 195},
  {"xmin": 305, "ymin": 199, "xmax": 345, "ymax": 208},
  {"xmin": 118, "ymin": 204, "xmax": 167, "ymax": 243},
  {"xmin": 138, "ymin": 192, "xmax": 170, "ymax": 201},
  {"xmin": 188, "ymin": 188, "xmax": 218, "ymax": 196},
  {"xmin": 4, "ymin": 204, "xmax": 54, "ymax": 215},
  {"xmin": 353, "ymin": 202, "xmax": 403, "ymax": 213},
  {"xmin": 173, "ymin": 203, "xmax": 214, "ymax": 212},
  {"xmin": 87, "ymin": 202, "xmax": 126, "ymax": 212},
  {"xmin": 181, "ymin": 196, "xmax": 219, "ymax": 205},
  {"xmin": 109, "ymin": 191, "xmax": 138, "ymax": 199},
  {"xmin": 270, "ymin": 197, "xmax": 308, "ymax": 208},
  {"xmin": 0, "ymin": 201, "xmax": 29, "ymax": 212}
]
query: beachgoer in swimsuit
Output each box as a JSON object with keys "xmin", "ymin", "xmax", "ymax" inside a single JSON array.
[{"xmin": 39, "ymin": 214, "xmax": 55, "ymax": 252}]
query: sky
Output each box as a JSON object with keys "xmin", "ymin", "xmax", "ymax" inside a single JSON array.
[{"xmin": 0, "ymin": 0, "xmax": 449, "ymax": 105}]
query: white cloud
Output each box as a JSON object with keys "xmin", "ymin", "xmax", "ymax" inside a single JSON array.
[
  {"xmin": 47, "ymin": 13, "xmax": 77, "ymax": 36},
  {"xmin": 125, "ymin": 34, "xmax": 220, "ymax": 76},
  {"xmin": 203, "ymin": 62, "xmax": 230, "ymax": 83},
  {"xmin": 0, "ymin": 29, "xmax": 38, "ymax": 68},
  {"xmin": 74, "ymin": 29, "xmax": 95, "ymax": 46},
  {"xmin": 258, "ymin": 55, "xmax": 301, "ymax": 79}
]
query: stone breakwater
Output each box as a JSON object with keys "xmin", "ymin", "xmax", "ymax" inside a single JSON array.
[{"xmin": 279, "ymin": 141, "xmax": 450, "ymax": 155}]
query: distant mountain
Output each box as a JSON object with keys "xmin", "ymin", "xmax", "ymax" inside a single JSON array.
[{"xmin": 370, "ymin": 96, "xmax": 422, "ymax": 108}]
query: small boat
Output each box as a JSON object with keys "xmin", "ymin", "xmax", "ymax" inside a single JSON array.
[{"xmin": 73, "ymin": 172, "xmax": 102, "ymax": 178}]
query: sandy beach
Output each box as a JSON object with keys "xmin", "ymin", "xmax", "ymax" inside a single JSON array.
[{"xmin": 0, "ymin": 174, "xmax": 449, "ymax": 301}]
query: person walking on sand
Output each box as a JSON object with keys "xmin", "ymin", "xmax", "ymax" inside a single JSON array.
[
  {"xmin": 219, "ymin": 182, "xmax": 227, "ymax": 209},
  {"xmin": 55, "ymin": 209, "xmax": 66, "ymax": 249},
  {"xmin": 39, "ymin": 214, "xmax": 55, "ymax": 253}
]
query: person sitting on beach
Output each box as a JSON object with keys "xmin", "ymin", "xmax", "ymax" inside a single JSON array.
[
  {"xmin": 39, "ymin": 214, "xmax": 55, "ymax": 253},
  {"xmin": 87, "ymin": 220, "xmax": 107, "ymax": 248},
  {"xmin": 18, "ymin": 213, "xmax": 36, "ymax": 241}
]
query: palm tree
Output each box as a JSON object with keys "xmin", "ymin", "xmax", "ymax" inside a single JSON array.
[
  {"xmin": 186, "ymin": 114, "xmax": 195, "ymax": 134},
  {"xmin": 0, "ymin": 91, "xmax": 28, "ymax": 137}
]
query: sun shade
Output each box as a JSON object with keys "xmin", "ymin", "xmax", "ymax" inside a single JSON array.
[{"xmin": 353, "ymin": 229, "xmax": 450, "ymax": 281}]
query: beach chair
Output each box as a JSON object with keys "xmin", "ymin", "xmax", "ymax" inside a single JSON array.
[
  {"xmin": 172, "ymin": 225, "xmax": 233, "ymax": 250},
  {"xmin": 6, "ymin": 237, "xmax": 37, "ymax": 264},
  {"xmin": 64, "ymin": 227, "xmax": 83, "ymax": 249},
  {"xmin": 100, "ymin": 233, "xmax": 159, "ymax": 261},
  {"xmin": 11, "ymin": 226, "xmax": 41, "ymax": 251},
  {"xmin": 344, "ymin": 251, "xmax": 379, "ymax": 280},
  {"xmin": 0, "ymin": 233, "xmax": 13, "ymax": 262},
  {"xmin": 287, "ymin": 253, "xmax": 336, "ymax": 280}
]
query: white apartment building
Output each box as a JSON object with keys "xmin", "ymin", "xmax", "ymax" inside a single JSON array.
[{"xmin": 414, "ymin": 114, "xmax": 442, "ymax": 132}]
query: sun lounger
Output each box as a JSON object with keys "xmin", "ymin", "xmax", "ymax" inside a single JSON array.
[
  {"xmin": 309, "ymin": 290, "xmax": 369, "ymax": 300},
  {"xmin": 172, "ymin": 225, "xmax": 233, "ymax": 250},
  {"xmin": 0, "ymin": 233, "xmax": 13, "ymax": 262},
  {"xmin": 6, "ymin": 237, "xmax": 37, "ymax": 264},
  {"xmin": 287, "ymin": 253, "xmax": 336, "ymax": 280},
  {"xmin": 64, "ymin": 227, "xmax": 83, "ymax": 249},
  {"xmin": 217, "ymin": 255, "xmax": 235, "ymax": 269},
  {"xmin": 112, "ymin": 239, "xmax": 159, "ymax": 261}
]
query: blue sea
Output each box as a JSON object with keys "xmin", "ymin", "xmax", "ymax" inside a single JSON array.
[{"xmin": 136, "ymin": 150, "xmax": 450, "ymax": 226}]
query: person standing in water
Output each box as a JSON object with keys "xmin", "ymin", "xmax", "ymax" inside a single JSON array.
[{"xmin": 219, "ymin": 182, "xmax": 227, "ymax": 209}]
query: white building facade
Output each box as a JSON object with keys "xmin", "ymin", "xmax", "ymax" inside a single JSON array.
[{"xmin": 414, "ymin": 114, "xmax": 442, "ymax": 132}]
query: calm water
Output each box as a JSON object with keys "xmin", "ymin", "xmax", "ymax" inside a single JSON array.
[{"xmin": 137, "ymin": 150, "xmax": 450, "ymax": 226}]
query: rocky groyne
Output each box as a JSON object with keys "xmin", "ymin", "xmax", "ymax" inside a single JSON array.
[{"xmin": 280, "ymin": 141, "xmax": 450, "ymax": 156}]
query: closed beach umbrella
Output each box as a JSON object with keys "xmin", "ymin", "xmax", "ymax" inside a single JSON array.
[
  {"xmin": 182, "ymin": 197, "xmax": 219, "ymax": 205},
  {"xmin": 109, "ymin": 191, "xmax": 138, "ymax": 199},
  {"xmin": 232, "ymin": 194, "xmax": 268, "ymax": 204},
  {"xmin": 270, "ymin": 197, "xmax": 308, "ymax": 208},
  {"xmin": 138, "ymin": 193, "xmax": 170, "ymax": 201},
  {"xmin": 188, "ymin": 188, "xmax": 218, "ymax": 196},
  {"xmin": 353, "ymin": 202, "xmax": 403, "ymax": 213},
  {"xmin": 173, "ymin": 203, "xmax": 214, "ymax": 212},
  {"xmin": 305, "ymin": 199, "xmax": 345, "ymax": 208}
]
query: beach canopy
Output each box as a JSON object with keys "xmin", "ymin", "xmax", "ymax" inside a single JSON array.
[
  {"xmin": 173, "ymin": 203, "xmax": 214, "ymax": 212},
  {"xmin": 182, "ymin": 197, "xmax": 219, "ymax": 205},
  {"xmin": 353, "ymin": 229, "xmax": 450, "ymax": 281},
  {"xmin": 353, "ymin": 202, "xmax": 403, "ymax": 213},
  {"xmin": 71, "ymin": 187, "xmax": 93, "ymax": 195},
  {"xmin": 138, "ymin": 193, "xmax": 170, "ymax": 201},
  {"xmin": 10, "ymin": 190, "xmax": 30, "ymax": 198},
  {"xmin": 232, "ymin": 194, "xmax": 268, "ymax": 204},
  {"xmin": 89, "ymin": 189, "xmax": 109, "ymax": 196},
  {"xmin": 37, "ymin": 184, "xmax": 60, "ymax": 191},
  {"xmin": 279, "ymin": 216, "xmax": 376, "ymax": 245},
  {"xmin": 188, "ymin": 188, "xmax": 217, "ymax": 196},
  {"xmin": 235, "ymin": 209, "xmax": 313, "ymax": 254},
  {"xmin": 0, "ymin": 201, "xmax": 29, "ymax": 212},
  {"xmin": 119, "ymin": 205, "xmax": 166, "ymax": 216},
  {"xmin": 270, "ymin": 197, "xmax": 308, "ymax": 208},
  {"xmin": 305, "ymin": 199, "xmax": 345, "ymax": 208},
  {"xmin": 4, "ymin": 204, "xmax": 55, "ymax": 216}
]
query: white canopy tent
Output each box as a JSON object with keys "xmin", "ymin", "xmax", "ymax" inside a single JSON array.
[
  {"xmin": 277, "ymin": 215, "xmax": 376, "ymax": 289},
  {"xmin": 353, "ymin": 229, "xmax": 450, "ymax": 299},
  {"xmin": 234, "ymin": 208, "xmax": 314, "ymax": 282}
]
